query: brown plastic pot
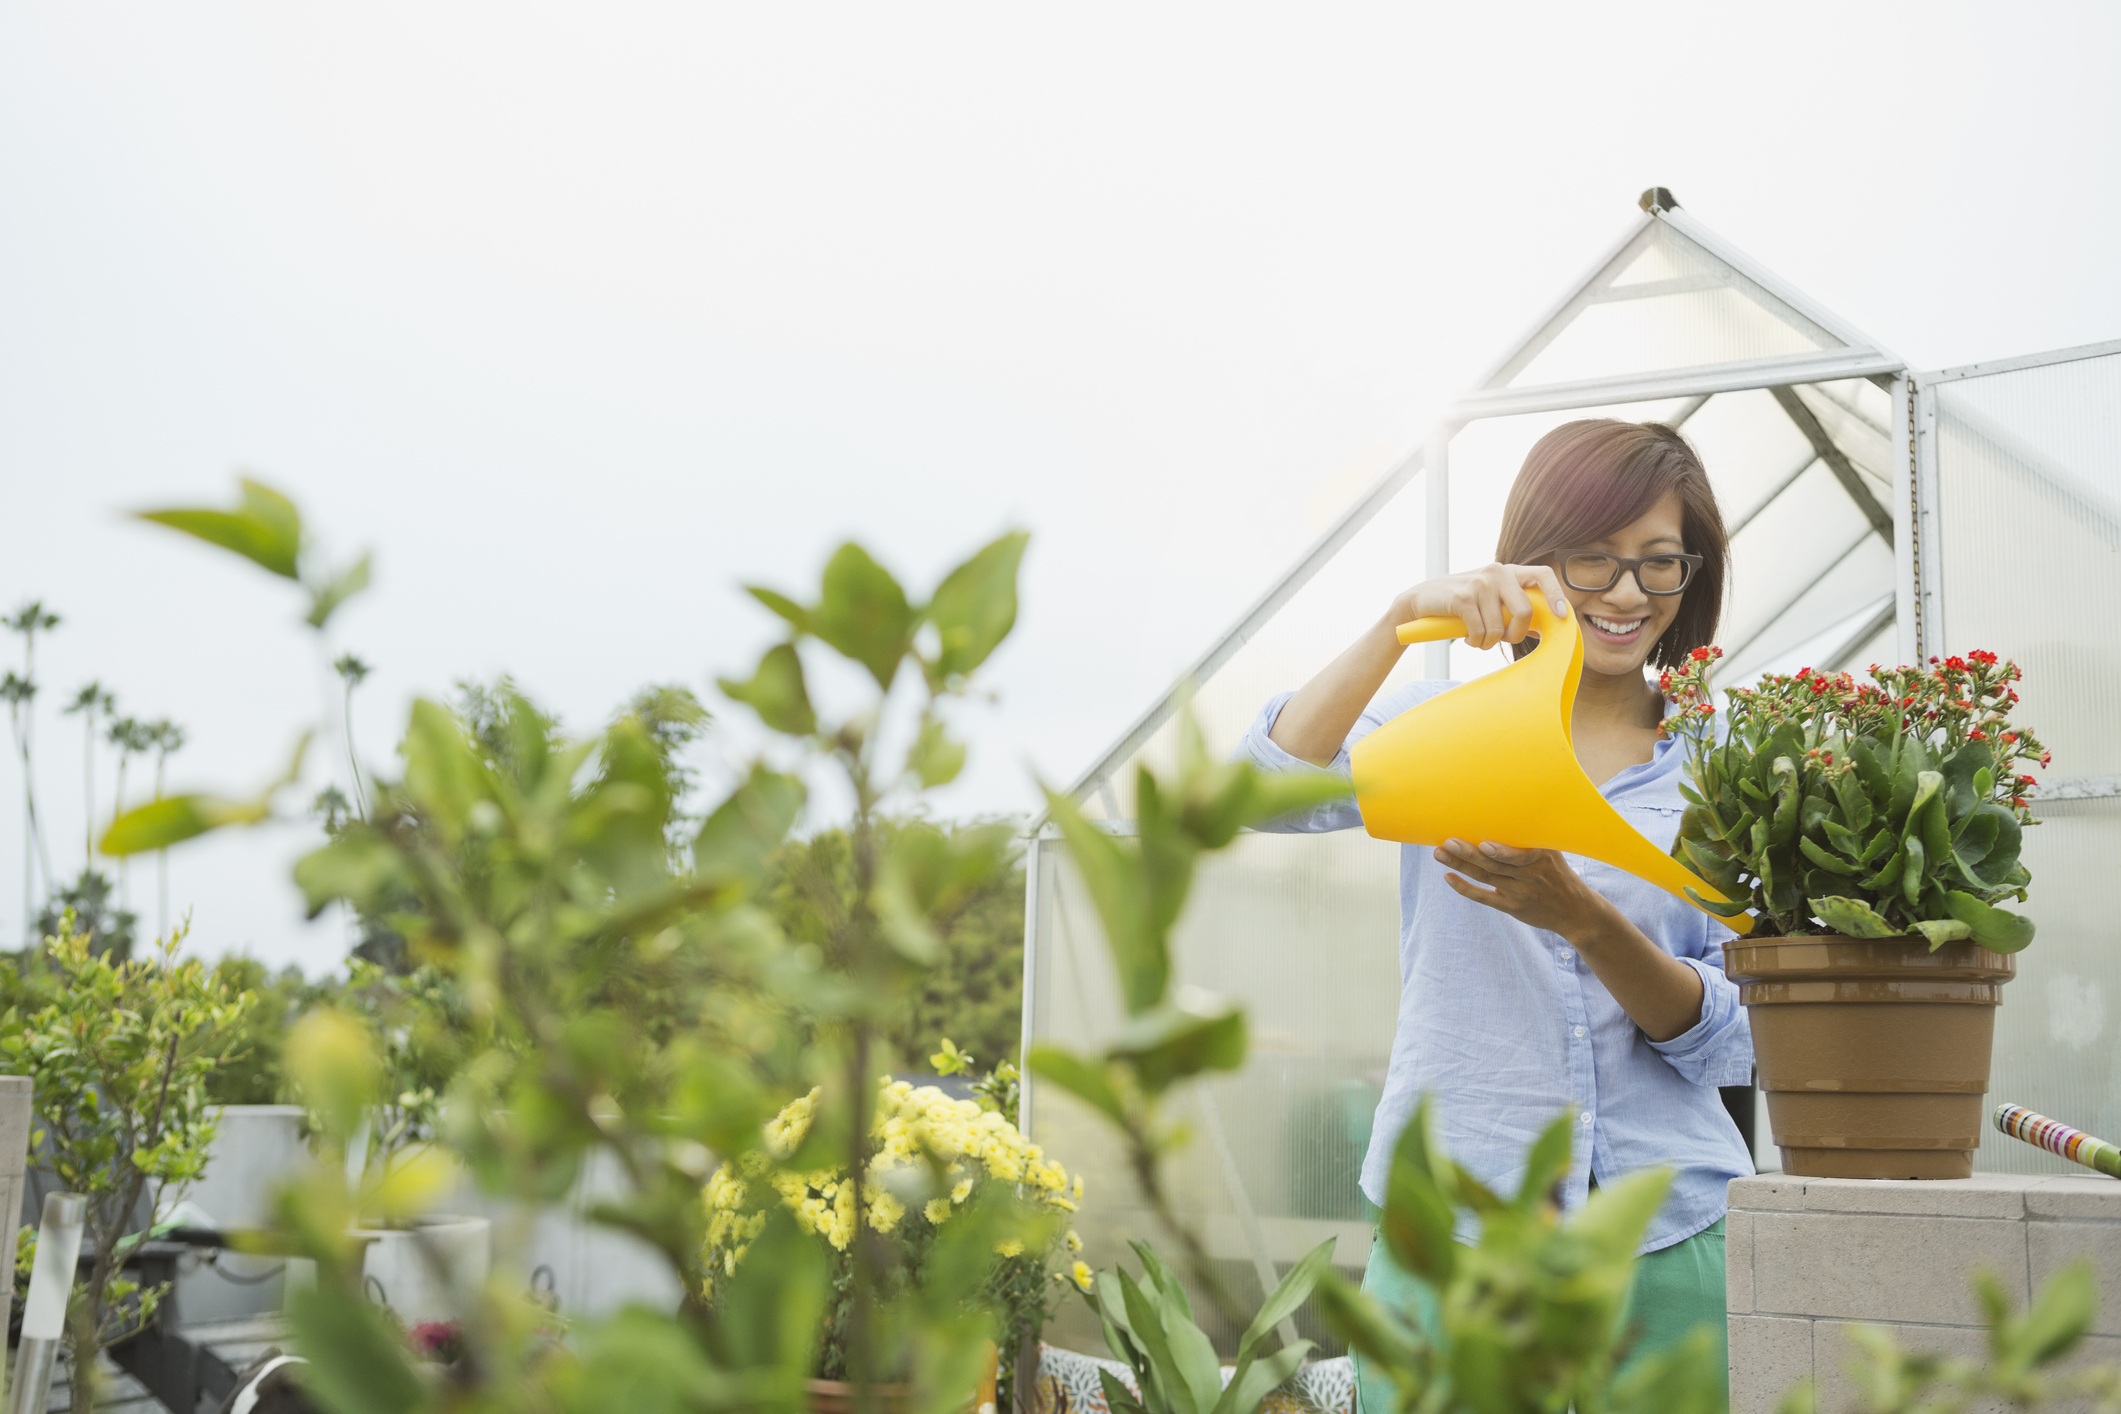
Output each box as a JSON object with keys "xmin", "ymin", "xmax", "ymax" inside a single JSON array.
[{"xmin": 1723, "ymin": 934, "xmax": 2016, "ymax": 1179}]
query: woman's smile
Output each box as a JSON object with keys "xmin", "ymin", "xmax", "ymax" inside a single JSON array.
[{"xmin": 1583, "ymin": 613, "xmax": 1648, "ymax": 644}]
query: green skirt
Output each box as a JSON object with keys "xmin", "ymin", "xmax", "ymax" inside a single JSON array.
[{"xmin": 1351, "ymin": 1219, "xmax": 1726, "ymax": 1413}]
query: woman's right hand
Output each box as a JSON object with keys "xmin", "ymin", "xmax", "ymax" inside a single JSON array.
[{"xmin": 1388, "ymin": 563, "xmax": 1572, "ymax": 652}]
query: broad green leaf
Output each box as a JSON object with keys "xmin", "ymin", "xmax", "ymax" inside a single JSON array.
[
  {"xmin": 562, "ymin": 1308, "xmax": 734, "ymax": 1414},
  {"xmin": 926, "ymin": 530, "xmax": 1028, "ymax": 682},
  {"xmin": 693, "ymin": 766, "xmax": 806, "ymax": 892},
  {"xmin": 907, "ymin": 714, "xmax": 966, "ymax": 788},
  {"xmin": 1237, "ymin": 1236, "xmax": 1337, "ymax": 1358},
  {"xmin": 2003, "ymin": 1258, "xmax": 2096, "ymax": 1370},
  {"xmin": 285, "ymin": 1284, "xmax": 430, "ymax": 1414},
  {"xmin": 1044, "ymin": 786, "xmax": 1170, "ymax": 1015},
  {"xmin": 1311, "ymin": 1272, "xmax": 1422, "ymax": 1382},
  {"xmin": 1120, "ymin": 1268, "xmax": 1201, "ymax": 1414},
  {"xmin": 1108, "ymin": 1001, "xmax": 1246, "ymax": 1094},
  {"xmin": 1682, "ymin": 886, "xmax": 1752, "ymax": 919},
  {"xmin": 1901, "ymin": 835, "xmax": 1926, "ymax": 907},
  {"xmin": 100, "ymin": 793, "xmax": 269, "ymax": 856},
  {"xmin": 1238, "ymin": 768, "xmax": 1354, "ymax": 831},
  {"xmin": 286, "ymin": 1008, "xmax": 380, "ymax": 1142},
  {"xmin": 718, "ymin": 643, "xmax": 817, "ymax": 737},
  {"xmin": 744, "ymin": 585, "xmax": 811, "ymax": 633},
  {"xmin": 1027, "ymin": 1047, "xmax": 1128, "ymax": 1127},
  {"xmin": 711, "ymin": 1206, "xmax": 830, "ymax": 1383},
  {"xmin": 1130, "ymin": 1241, "xmax": 1195, "ymax": 1321},
  {"xmin": 1214, "ymin": 1342, "xmax": 1311, "ymax": 1414},
  {"xmin": 305, "ymin": 552, "xmax": 371, "ymax": 629},
  {"xmin": 812, "ymin": 542, "xmax": 916, "ymax": 690},
  {"xmin": 137, "ymin": 478, "xmax": 304, "ymax": 580},
  {"xmin": 1566, "ymin": 1166, "xmax": 1672, "ymax": 1263},
  {"xmin": 1099, "ymin": 1368, "xmax": 1153, "ymax": 1414},
  {"xmin": 1381, "ymin": 1101, "xmax": 1458, "ymax": 1285},
  {"xmin": 1515, "ymin": 1112, "xmax": 1575, "ymax": 1210},
  {"xmin": 1809, "ymin": 896, "xmax": 1898, "ymax": 939},
  {"xmin": 1909, "ymin": 918, "xmax": 1972, "ymax": 950},
  {"xmin": 293, "ymin": 831, "xmax": 407, "ymax": 918},
  {"xmin": 1944, "ymin": 891, "xmax": 2037, "ymax": 953},
  {"xmin": 1797, "ymin": 836, "xmax": 1858, "ymax": 876},
  {"xmin": 402, "ymin": 699, "xmax": 491, "ymax": 842}
]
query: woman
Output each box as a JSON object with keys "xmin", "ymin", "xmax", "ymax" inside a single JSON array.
[{"xmin": 1240, "ymin": 419, "xmax": 1752, "ymax": 1400}]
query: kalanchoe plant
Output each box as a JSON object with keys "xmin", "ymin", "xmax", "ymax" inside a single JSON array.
[{"xmin": 1661, "ymin": 646, "xmax": 2047, "ymax": 950}]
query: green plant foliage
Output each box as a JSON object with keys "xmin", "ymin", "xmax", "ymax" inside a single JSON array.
[
  {"xmin": 1775, "ymin": 1259, "xmax": 2121, "ymax": 1413},
  {"xmin": 135, "ymin": 478, "xmax": 371, "ymax": 630},
  {"xmin": 1313, "ymin": 1098, "xmax": 1725, "ymax": 1414},
  {"xmin": 1085, "ymin": 1237, "xmax": 1333, "ymax": 1414},
  {"xmin": 0, "ymin": 921, "xmax": 253, "ymax": 1411},
  {"xmin": 1663, "ymin": 651, "xmax": 2046, "ymax": 947}
]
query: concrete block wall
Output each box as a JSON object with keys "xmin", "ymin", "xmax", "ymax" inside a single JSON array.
[{"xmin": 1728, "ymin": 1172, "xmax": 2121, "ymax": 1414}]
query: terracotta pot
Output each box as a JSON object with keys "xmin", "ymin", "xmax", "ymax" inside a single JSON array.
[{"xmin": 1724, "ymin": 934, "xmax": 2016, "ymax": 1179}]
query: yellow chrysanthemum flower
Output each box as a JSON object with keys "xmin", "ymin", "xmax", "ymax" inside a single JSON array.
[
  {"xmin": 1065, "ymin": 1230, "xmax": 1082, "ymax": 1253},
  {"xmin": 925, "ymin": 1198, "xmax": 952, "ymax": 1225},
  {"xmin": 1071, "ymin": 1261, "xmax": 1094, "ymax": 1291}
]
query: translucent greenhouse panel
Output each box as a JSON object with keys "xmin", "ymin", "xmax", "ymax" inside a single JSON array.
[
  {"xmin": 1928, "ymin": 349, "xmax": 2121, "ymax": 1174},
  {"xmin": 1507, "ymin": 222, "xmax": 1845, "ymax": 390},
  {"xmin": 1025, "ymin": 830, "xmax": 1402, "ymax": 1354}
]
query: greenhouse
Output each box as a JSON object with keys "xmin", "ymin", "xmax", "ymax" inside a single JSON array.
[{"xmin": 1021, "ymin": 187, "xmax": 2121, "ymax": 1346}]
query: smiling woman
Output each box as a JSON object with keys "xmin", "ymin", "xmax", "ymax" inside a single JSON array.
[{"xmin": 1246, "ymin": 418, "xmax": 1750, "ymax": 1406}]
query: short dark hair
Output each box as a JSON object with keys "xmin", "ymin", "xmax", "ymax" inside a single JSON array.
[{"xmin": 1494, "ymin": 419, "xmax": 1728, "ymax": 671}]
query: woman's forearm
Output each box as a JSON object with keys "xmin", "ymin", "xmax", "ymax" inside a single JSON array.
[
  {"xmin": 1266, "ymin": 612, "xmax": 1407, "ymax": 766},
  {"xmin": 1568, "ymin": 897, "xmax": 1705, "ymax": 1043}
]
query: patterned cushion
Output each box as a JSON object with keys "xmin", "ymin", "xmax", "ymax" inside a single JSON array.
[{"xmin": 1030, "ymin": 1344, "xmax": 1354, "ymax": 1414}]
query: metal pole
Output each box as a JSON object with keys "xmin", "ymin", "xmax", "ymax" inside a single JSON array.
[
  {"xmin": 1424, "ymin": 426, "xmax": 1452, "ymax": 680},
  {"xmin": 9, "ymin": 1191, "xmax": 85, "ymax": 1414}
]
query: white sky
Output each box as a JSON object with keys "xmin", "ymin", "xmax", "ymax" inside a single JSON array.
[{"xmin": 2, "ymin": 3, "xmax": 2118, "ymax": 971}]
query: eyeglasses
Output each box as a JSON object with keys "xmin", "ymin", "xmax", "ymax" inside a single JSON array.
[{"xmin": 1552, "ymin": 550, "xmax": 1703, "ymax": 596}]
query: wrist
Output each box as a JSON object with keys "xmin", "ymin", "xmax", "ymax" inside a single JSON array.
[{"xmin": 1563, "ymin": 891, "xmax": 1628, "ymax": 953}]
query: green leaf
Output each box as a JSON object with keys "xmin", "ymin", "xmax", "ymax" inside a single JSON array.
[
  {"xmin": 907, "ymin": 714, "xmax": 967, "ymax": 788},
  {"xmin": 304, "ymin": 553, "xmax": 371, "ymax": 630},
  {"xmin": 926, "ymin": 530, "xmax": 1028, "ymax": 682},
  {"xmin": 1312, "ymin": 1273, "xmax": 1421, "ymax": 1389},
  {"xmin": 1682, "ymin": 886, "xmax": 1752, "ymax": 919},
  {"xmin": 1214, "ymin": 1342, "xmax": 1311, "ymax": 1414},
  {"xmin": 1515, "ymin": 1112, "xmax": 1575, "ymax": 1210},
  {"xmin": 812, "ymin": 542, "xmax": 916, "ymax": 690},
  {"xmin": 1769, "ymin": 758, "xmax": 1802, "ymax": 845},
  {"xmin": 1944, "ymin": 892, "xmax": 2037, "ymax": 953},
  {"xmin": 1381, "ymin": 1100, "xmax": 1459, "ymax": 1285},
  {"xmin": 744, "ymin": 585, "xmax": 811, "ymax": 633},
  {"xmin": 1043, "ymin": 786, "xmax": 1172, "ymax": 1015},
  {"xmin": 1566, "ymin": 1166, "xmax": 1672, "ymax": 1263},
  {"xmin": 285, "ymin": 1283, "xmax": 428, "ymax": 1414},
  {"xmin": 693, "ymin": 766, "xmax": 806, "ymax": 893},
  {"xmin": 1909, "ymin": 918, "xmax": 1971, "ymax": 950},
  {"xmin": 1798, "ymin": 836, "xmax": 1859, "ymax": 876},
  {"xmin": 1027, "ymin": 1047, "xmax": 1128, "ymax": 1127},
  {"xmin": 100, "ymin": 793, "xmax": 269, "ymax": 856},
  {"xmin": 718, "ymin": 643, "xmax": 817, "ymax": 737},
  {"xmin": 2004, "ymin": 1258, "xmax": 2096, "ymax": 1370},
  {"xmin": 710, "ymin": 1206, "xmax": 830, "ymax": 1383},
  {"xmin": 1120, "ymin": 1268, "xmax": 1203, "ymax": 1414},
  {"xmin": 1833, "ymin": 770, "xmax": 1875, "ymax": 835},
  {"xmin": 1099, "ymin": 1368, "xmax": 1153, "ymax": 1414},
  {"xmin": 1810, "ymin": 895, "xmax": 1899, "ymax": 939},
  {"xmin": 1108, "ymin": 1001, "xmax": 1247, "ymax": 1094},
  {"xmin": 293, "ymin": 830, "xmax": 407, "ymax": 918},
  {"xmin": 1236, "ymin": 768, "xmax": 1354, "ymax": 831},
  {"xmin": 1238, "ymin": 1236, "xmax": 1338, "ymax": 1359},
  {"xmin": 1902, "ymin": 835, "xmax": 1926, "ymax": 907},
  {"xmin": 137, "ymin": 478, "xmax": 304, "ymax": 580}
]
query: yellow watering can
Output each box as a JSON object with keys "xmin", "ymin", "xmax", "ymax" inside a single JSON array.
[{"xmin": 1350, "ymin": 598, "xmax": 1754, "ymax": 934}]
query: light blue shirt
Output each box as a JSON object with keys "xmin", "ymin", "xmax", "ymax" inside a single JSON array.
[{"xmin": 1241, "ymin": 679, "xmax": 1753, "ymax": 1254}]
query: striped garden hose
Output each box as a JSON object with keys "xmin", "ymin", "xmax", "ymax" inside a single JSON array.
[{"xmin": 1994, "ymin": 1103, "xmax": 2121, "ymax": 1178}]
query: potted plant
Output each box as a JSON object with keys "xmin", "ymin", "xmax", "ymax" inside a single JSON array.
[
  {"xmin": 703, "ymin": 1075, "xmax": 1083, "ymax": 1414},
  {"xmin": 1663, "ymin": 648, "xmax": 2048, "ymax": 1178}
]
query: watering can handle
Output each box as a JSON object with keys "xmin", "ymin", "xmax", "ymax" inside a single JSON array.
[{"xmin": 1396, "ymin": 599, "xmax": 1568, "ymax": 646}]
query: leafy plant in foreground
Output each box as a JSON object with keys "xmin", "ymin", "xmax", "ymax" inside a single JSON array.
[
  {"xmin": 1084, "ymin": 1237, "xmax": 1336, "ymax": 1414},
  {"xmin": 1776, "ymin": 1259, "xmax": 2121, "ymax": 1413},
  {"xmin": 1663, "ymin": 649, "xmax": 2044, "ymax": 948},
  {"xmin": 1315, "ymin": 1099, "xmax": 1726, "ymax": 1414}
]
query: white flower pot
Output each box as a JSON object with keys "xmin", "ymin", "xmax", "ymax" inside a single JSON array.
[{"xmin": 358, "ymin": 1215, "xmax": 492, "ymax": 1324}]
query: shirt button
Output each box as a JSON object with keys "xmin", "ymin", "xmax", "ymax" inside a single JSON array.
[
  {"xmin": 1559, "ymin": 948, "xmax": 1574, "ymax": 962},
  {"xmin": 1573, "ymin": 1026, "xmax": 1586, "ymax": 1038},
  {"xmin": 1579, "ymin": 1113, "xmax": 1593, "ymax": 1126}
]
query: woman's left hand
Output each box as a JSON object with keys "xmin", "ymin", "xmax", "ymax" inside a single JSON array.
[{"xmin": 1434, "ymin": 839, "xmax": 1610, "ymax": 938}]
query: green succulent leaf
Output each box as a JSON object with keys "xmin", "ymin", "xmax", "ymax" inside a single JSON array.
[
  {"xmin": 1810, "ymin": 896, "xmax": 1899, "ymax": 939},
  {"xmin": 1910, "ymin": 918, "xmax": 1972, "ymax": 950},
  {"xmin": 1798, "ymin": 836, "xmax": 1858, "ymax": 876},
  {"xmin": 1683, "ymin": 886, "xmax": 1752, "ymax": 919},
  {"xmin": 1944, "ymin": 892, "xmax": 2037, "ymax": 953}
]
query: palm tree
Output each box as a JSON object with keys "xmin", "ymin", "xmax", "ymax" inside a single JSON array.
[
  {"xmin": 106, "ymin": 716, "xmax": 154, "ymax": 913},
  {"xmin": 147, "ymin": 719, "xmax": 185, "ymax": 942},
  {"xmin": 3, "ymin": 600, "xmax": 60, "ymax": 945},
  {"xmin": 333, "ymin": 653, "xmax": 372, "ymax": 819},
  {"xmin": 62, "ymin": 682, "xmax": 115, "ymax": 872}
]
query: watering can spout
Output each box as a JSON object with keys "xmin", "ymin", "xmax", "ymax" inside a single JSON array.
[{"xmin": 1353, "ymin": 600, "xmax": 1752, "ymax": 934}]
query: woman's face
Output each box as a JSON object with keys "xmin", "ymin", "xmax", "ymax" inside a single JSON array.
[{"xmin": 1552, "ymin": 490, "xmax": 1688, "ymax": 680}]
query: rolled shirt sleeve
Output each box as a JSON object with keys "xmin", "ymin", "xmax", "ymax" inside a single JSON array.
[
  {"xmin": 1646, "ymin": 952, "xmax": 1755, "ymax": 1088},
  {"xmin": 1240, "ymin": 681, "xmax": 1456, "ymax": 834}
]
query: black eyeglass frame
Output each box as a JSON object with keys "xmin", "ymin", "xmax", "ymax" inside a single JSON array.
[{"xmin": 1548, "ymin": 549, "xmax": 1704, "ymax": 596}]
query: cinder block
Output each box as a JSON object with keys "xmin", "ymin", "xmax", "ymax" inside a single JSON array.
[
  {"xmin": 1752, "ymin": 1212, "xmax": 2029, "ymax": 1324},
  {"xmin": 1730, "ymin": 1175, "xmax": 1808, "ymax": 1212},
  {"xmin": 1727, "ymin": 1209, "xmax": 1755, "ymax": 1316},
  {"xmin": 2029, "ymin": 1220, "xmax": 2121, "ymax": 1337},
  {"xmin": 1798, "ymin": 1174, "xmax": 2035, "ymax": 1219},
  {"xmin": 1813, "ymin": 1320, "xmax": 1999, "ymax": 1414},
  {"xmin": 1728, "ymin": 1315, "xmax": 1812, "ymax": 1414},
  {"xmin": 2025, "ymin": 1177, "xmax": 2121, "ymax": 1221}
]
